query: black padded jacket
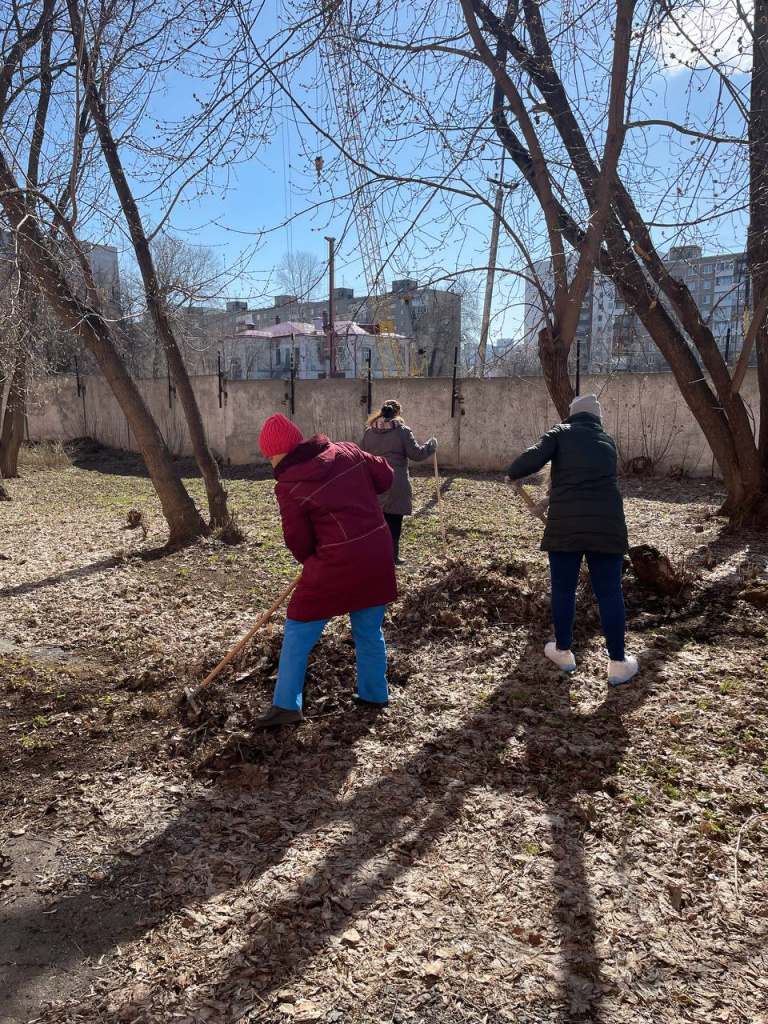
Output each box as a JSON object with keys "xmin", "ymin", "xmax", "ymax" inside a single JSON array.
[{"xmin": 506, "ymin": 413, "xmax": 628, "ymax": 554}]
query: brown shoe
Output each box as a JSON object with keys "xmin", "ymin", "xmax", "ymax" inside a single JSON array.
[{"xmin": 255, "ymin": 705, "xmax": 303, "ymax": 729}]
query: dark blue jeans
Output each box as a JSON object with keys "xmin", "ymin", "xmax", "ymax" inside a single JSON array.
[{"xmin": 548, "ymin": 552, "xmax": 626, "ymax": 661}]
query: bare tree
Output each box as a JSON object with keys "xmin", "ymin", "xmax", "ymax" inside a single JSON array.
[
  {"xmin": 65, "ymin": 0, "xmax": 231, "ymax": 527},
  {"xmin": 0, "ymin": 0, "xmax": 55, "ymax": 479},
  {"xmin": 121, "ymin": 234, "xmax": 227, "ymax": 377},
  {"xmin": 275, "ymin": 250, "xmax": 325, "ymax": 319},
  {"xmin": 0, "ymin": 1, "xmax": 207, "ymax": 541},
  {"xmin": 262, "ymin": 0, "xmax": 767, "ymax": 522}
]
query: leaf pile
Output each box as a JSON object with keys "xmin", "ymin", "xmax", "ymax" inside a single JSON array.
[{"xmin": 391, "ymin": 556, "xmax": 550, "ymax": 638}]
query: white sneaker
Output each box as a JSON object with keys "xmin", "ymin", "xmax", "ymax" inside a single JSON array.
[
  {"xmin": 544, "ymin": 641, "xmax": 576, "ymax": 672},
  {"xmin": 608, "ymin": 655, "xmax": 639, "ymax": 686}
]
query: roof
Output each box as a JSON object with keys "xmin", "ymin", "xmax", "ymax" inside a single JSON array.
[
  {"xmin": 232, "ymin": 320, "xmax": 410, "ymax": 341},
  {"xmin": 235, "ymin": 321, "xmax": 316, "ymax": 338}
]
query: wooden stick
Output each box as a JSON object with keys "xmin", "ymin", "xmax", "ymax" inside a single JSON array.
[
  {"xmin": 433, "ymin": 452, "xmax": 448, "ymax": 556},
  {"xmin": 508, "ymin": 479, "xmax": 546, "ymax": 521},
  {"xmin": 184, "ymin": 575, "xmax": 300, "ymax": 706}
]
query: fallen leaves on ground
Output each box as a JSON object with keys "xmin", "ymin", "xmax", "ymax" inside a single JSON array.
[{"xmin": 0, "ymin": 454, "xmax": 766, "ymax": 1023}]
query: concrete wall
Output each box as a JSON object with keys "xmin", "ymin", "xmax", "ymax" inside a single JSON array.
[{"xmin": 26, "ymin": 370, "xmax": 761, "ymax": 477}]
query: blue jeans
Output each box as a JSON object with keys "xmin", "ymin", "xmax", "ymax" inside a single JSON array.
[
  {"xmin": 273, "ymin": 605, "xmax": 388, "ymax": 711},
  {"xmin": 548, "ymin": 552, "xmax": 626, "ymax": 661}
]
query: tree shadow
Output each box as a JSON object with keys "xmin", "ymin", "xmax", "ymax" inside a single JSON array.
[
  {"xmin": 71, "ymin": 448, "xmax": 277, "ymax": 483},
  {"xmin": 224, "ymin": 636, "xmax": 656, "ymax": 1022},
  {"xmin": 619, "ymin": 477, "xmax": 726, "ymax": 506},
  {"xmin": 0, "ymin": 701, "xmax": 378, "ymax": 1021},
  {"xmin": 0, "ymin": 545, "xmax": 182, "ymax": 599}
]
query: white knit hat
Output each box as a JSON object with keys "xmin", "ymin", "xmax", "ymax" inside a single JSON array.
[{"xmin": 569, "ymin": 394, "xmax": 602, "ymax": 419}]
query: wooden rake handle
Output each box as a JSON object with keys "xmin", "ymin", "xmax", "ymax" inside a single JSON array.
[
  {"xmin": 507, "ymin": 478, "xmax": 546, "ymax": 521},
  {"xmin": 192, "ymin": 575, "xmax": 300, "ymax": 697}
]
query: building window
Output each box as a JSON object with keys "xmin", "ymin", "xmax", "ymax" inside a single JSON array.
[
  {"xmin": 716, "ymin": 260, "xmax": 733, "ymax": 272},
  {"xmin": 701, "ymin": 294, "xmax": 712, "ymax": 305},
  {"xmin": 702, "ymin": 264, "xmax": 714, "ymax": 274},
  {"xmin": 716, "ymin": 276, "xmax": 732, "ymax": 287},
  {"xmin": 702, "ymin": 279, "xmax": 713, "ymax": 290},
  {"xmin": 275, "ymin": 349, "xmax": 282, "ymax": 366}
]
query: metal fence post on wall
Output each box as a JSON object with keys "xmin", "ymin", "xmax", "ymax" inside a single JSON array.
[
  {"xmin": 167, "ymin": 362, "xmax": 176, "ymax": 408},
  {"xmin": 451, "ymin": 346, "xmax": 460, "ymax": 418},
  {"xmin": 367, "ymin": 349, "xmax": 372, "ymax": 415},
  {"xmin": 75, "ymin": 355, "xmax": 87, "ymax": 435},
  {"xmin": 217, "ymin": 350, "xmax": 228, "ymax": 409}
]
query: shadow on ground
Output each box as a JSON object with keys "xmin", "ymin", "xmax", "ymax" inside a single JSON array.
[
  {"xmin": 1, "ymin": 553, "xmax": 745, "ymax": 1022},
  {"xmin": 0, "ymin": 636, "xmax": 664, "ymax": 1022}
]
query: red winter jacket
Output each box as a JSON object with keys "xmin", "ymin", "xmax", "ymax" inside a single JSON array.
[{"xmin": 273, "ymin": 436, "xmax": 398, "ymax": 621}]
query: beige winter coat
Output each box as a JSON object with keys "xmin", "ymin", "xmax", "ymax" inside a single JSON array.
[{"xmin": 360, "ymin": 418, "xmax": 436, "ymax": 515}]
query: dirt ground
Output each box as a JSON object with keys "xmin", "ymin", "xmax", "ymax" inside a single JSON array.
[{"xmin": 1, "ymin": 446, "xmax": 767, "ymax": 1024}]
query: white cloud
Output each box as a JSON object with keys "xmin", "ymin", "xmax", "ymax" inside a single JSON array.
[{"xmin": 657, "ymin": 0, "xmax": 753, "ymax": 75}]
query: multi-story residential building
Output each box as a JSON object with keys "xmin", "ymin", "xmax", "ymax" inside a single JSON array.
[
  {"xmin": 613, "ymin": 246, "xmax": 749, "ymax": 369},
  {"xmin": 0, "ymin": 227, "xmax": 121, "ymax": 313},
  {"xmin": 80, "ymin": 242, "xmax": 121, "ymax": 311},
  {"xmin": 523, "ymin": 257, "xmax": 616, "ymax": 372},
  {"xmin": 524, "ymin": 247, "xmax": 753, "ymax": 373}
]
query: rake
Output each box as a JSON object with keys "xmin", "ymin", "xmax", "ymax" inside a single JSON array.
[{"xmin": 183, "ymin": 575, "xmax": 300, "ymax": 713}]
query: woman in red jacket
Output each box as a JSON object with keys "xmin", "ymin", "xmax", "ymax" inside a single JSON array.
[{"xmin": 256, "ymin": 414, "xmax": 398, "ymax": 728}]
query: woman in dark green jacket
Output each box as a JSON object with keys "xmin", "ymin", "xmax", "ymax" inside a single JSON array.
[{"xmin": 506, "ymin": 394, "xmax": 638, "ymax": 686}]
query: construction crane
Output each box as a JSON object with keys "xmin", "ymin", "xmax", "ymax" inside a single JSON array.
[{"xmin": 321, "ymin": 1, "xmax": 415, "ymax": 377}]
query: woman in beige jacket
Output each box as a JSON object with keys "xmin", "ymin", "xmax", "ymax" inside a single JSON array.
[{"xmin": 361, "ymin": 400, "xmax": 437, "ymax": 564}]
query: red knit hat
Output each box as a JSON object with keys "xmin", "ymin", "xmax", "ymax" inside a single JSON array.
[{"xmin": 259, "ymin": 414, "xmax": 303, "ymax": 457}]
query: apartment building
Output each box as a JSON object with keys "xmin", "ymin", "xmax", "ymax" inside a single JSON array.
[
  {"xmin": 523, "ymin": 257, "xmax": 616, "ymax": 372},
  {"xmin": 524, "ymin": 247, "xmax": 751, "ymax": 373},
  {"xmin": 613, "ymin": 246, "xmax": 749, "ymax": 369}
]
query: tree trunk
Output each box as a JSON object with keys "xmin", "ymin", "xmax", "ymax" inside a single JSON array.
[
  {"xmin": 537, "ymin": 328, "xmax": 574, "ymax": 419},
  {"xmin": 749, "ymin": 0, "xmax": 768, "ymax": 466},
  {"xmin": 0, "ymin": 156, "xmax": 206, "ymax": 544},
  {"xmin": 0, "ymin": 352, "xmax": 26, "ymax": 479},
  {"xmin": 67, "ymin": 0, "xmax": 230, "ymax": 529}
]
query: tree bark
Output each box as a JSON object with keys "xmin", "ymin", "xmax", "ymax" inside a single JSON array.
[
  {"xmin": 749, "ymin": 0, "xmax": 768, "ymax": 464},
  {"xmin": 67, "ymin": 0, "xmax": 230, "ymax": 528},
  {"xmin": 537, "ymin": 328, "xmax": 574, "ymax": 418},
  {"xmin": 0, "ymin": 154, "xmax": 206, "ymax": 543},
  {"xmin": 0, "ymin": 351, "xmax": 26, "ymax": 479}
]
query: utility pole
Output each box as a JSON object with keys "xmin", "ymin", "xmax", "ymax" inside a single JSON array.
[
  {"xmin": 325, "ymin": 235, "xmax": 336, "ymax": 375},
  {"xmin": 478, "ymin": 151, "xmax": 505, "ymax": 377}
]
